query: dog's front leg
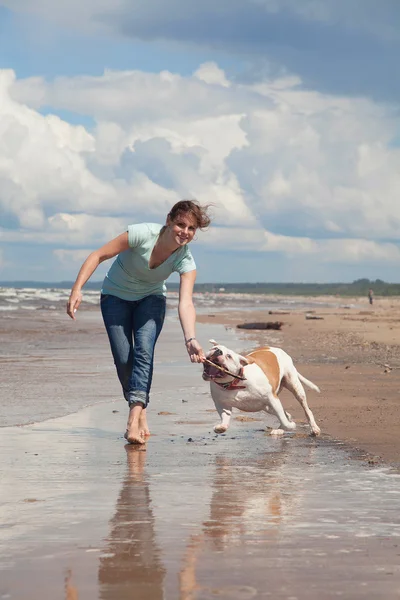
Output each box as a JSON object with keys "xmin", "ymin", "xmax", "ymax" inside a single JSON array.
[
  {"xmin": 213, "ymin": 401, "xmax": 232, "ymax": 434},
  {"xmin": 267, "ymin": 393, "xmax": 296, "ymax": 435}
]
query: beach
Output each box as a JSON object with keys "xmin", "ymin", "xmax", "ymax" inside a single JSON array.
[{"xmin": 1, "ymin": 289, "xmax": 400, "ymax": 598}]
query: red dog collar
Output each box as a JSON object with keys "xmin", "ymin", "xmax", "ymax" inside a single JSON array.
[{"xmin": 214, "ymin": 367, "xmax": 246, "ymax": 390}]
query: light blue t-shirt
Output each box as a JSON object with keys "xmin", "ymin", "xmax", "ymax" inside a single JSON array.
[{"xmin": 101, "ymin": 223, "xmax": 196, "ymax": 300}]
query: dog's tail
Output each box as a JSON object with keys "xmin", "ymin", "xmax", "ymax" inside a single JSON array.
[{"xmin": 298, "ymin": 373, "xmax": 320, "ymax": 393}]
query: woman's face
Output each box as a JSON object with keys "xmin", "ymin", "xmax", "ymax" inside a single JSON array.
[{"xmin": 167, "ymin": 212, "xmax": 197, "ymax": 246}]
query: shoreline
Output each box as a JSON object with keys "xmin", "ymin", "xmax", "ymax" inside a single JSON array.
[
  {"xmin": 1, "ymin": 292, "xmax": 399, "ymax": 468},
  {"xmin": 197, "ymin": 294, "xmax": 400, "ymax": 469}
]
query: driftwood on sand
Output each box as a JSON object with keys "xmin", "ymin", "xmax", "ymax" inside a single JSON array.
[{"xmin": 236, "ymin": 321, "xmax": 283, "ymax": 330}]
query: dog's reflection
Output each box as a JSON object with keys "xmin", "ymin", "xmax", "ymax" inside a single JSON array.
[
  {"xmin": 98, "ymin": 445, "xmax": 165, "ymax": 600},
  {"xmin": 179, "ymin": 440, "xmax": 316, "ymax": 598},
  {"xmin": 204, "ymin": 444, "xmax": 299, "ymax": 547}
]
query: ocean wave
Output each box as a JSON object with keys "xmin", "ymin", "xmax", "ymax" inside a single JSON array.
[
  {"xmin": 0, "ymin": 287, "xmax": 100, "ymax": 311},
  {"xmin": 0, "ymin": 286, "xmax": 344, "ymax": 313}
]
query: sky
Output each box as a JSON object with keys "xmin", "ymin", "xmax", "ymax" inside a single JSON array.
[{"xmin": 1, "ymin": 1, "xmax": 400, "ymax": 284}]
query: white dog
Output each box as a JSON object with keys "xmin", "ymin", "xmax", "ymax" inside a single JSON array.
[{"xmin": 202, "ymin": 340, "xmax": 321, "ymax": 436}]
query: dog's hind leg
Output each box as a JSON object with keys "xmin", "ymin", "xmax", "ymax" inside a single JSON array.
[
  {"xmin": 266, "ymin": 393, "xmax": 296, "ymax": 435},
  {"xmin": 283, "ymin": 374, "xmax": 321, "ymax": 436},
  {"xmin": 213, "ymin": 401, "xmax": 232, "ymax": 434},
  {"xmin": 284, "ymin": 410, "xmax": 292, "ymax": 421}
]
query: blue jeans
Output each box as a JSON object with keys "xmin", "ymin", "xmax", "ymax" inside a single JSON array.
[{"xmin": 100, "ymin": 294, "xmax": 166, "ymax": 408}]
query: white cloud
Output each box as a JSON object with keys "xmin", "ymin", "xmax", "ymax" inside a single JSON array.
[
  {"xmin": 194, "ymin": 62, "xmax": 231, "ymax": 88},
  {"xmin": 1, "ymin": 214, "xmax": 128, "ymax": 246},
  {"xmin": 2, "ymin": 63, "xmax": 400, "ymax": 278},
  {"xmin": 11, "ymin": 68, "xmax": 247, "ymax": 123},
  {"xmin": 206, "ymin": 227, "xmax": 400, "ymax": 264},
  {"xmin": 53, "ymin": 248, "xmax": 93, "ymax": 264}
]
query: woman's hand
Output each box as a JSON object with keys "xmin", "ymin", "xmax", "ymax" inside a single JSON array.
[
  {"xmin": 186, "ymin": 338, "xmax": 205, "ymax": 363},
  {"xmin": 67, "ymin": 289, "xmax": 82, "ymax": 320}
]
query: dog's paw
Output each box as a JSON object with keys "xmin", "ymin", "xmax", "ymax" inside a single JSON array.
[
  {"xmin": 310, "ymin": 425, "xmax": 321, "ymax": 436},
  {"xmin": 214, "ymin": 424, "xmax": 228, "ymax": 434},
  {"xmin": 270, "ymin": 428, "xmax": 285, "ymax": 436}
]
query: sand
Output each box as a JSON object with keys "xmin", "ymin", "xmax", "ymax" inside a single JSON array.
[
  {"xmin": 197, "ymin": 295, "xmax": 400, "ymax": 469},
  {"xmin": 2, "ymin": 299, "xmax": 400, "ymax": 598}
]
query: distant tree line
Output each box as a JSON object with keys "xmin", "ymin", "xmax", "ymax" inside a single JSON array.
[
  {"xmin": 188, "ymin": 279, "xmax": 400, "ymax": 296},
  {"xmin": 2, "ymin": 278, "xmax": 399, "ymax": 296}
]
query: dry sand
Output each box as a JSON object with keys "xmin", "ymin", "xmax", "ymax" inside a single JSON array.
[{"xmin": 197, "ymin": 295, "xmax": 400, "ymax": 469}]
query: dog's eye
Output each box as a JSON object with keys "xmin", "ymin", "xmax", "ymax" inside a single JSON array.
[{"xmin": 226, "ymin": 354, "xmax": 232, "ymax": 359}]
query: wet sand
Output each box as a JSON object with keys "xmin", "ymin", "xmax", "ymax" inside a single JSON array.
[{"xmin": 1, "ymin": 302, "xmax": 400, "ymax": 598}]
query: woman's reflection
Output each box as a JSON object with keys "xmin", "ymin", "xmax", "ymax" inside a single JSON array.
[{"xmin": 98, "ymin": 445, "xmax": 165, "ymax": 599}]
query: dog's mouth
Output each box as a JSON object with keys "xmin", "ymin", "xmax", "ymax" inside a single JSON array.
[{"xmin": 202, "ymin": 360, "xmax": 226, "ymax": 380}]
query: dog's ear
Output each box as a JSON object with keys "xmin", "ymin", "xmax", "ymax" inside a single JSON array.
[
  {"xmin": 209, "ymin": 339, "xmax": 218, "ymax": 346},
  {"xmin": 238, "ymin": 354, "xmax": 250, "ymax": 366}
]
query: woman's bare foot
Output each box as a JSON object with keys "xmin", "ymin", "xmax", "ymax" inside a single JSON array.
[
  {"xmin": 125, "ymin": 424, "xmax": 145, "ymax": 445},
  {"xmin": 125, "ymin": 403, "xmax": 146, "ymax": 445},
  {"xmin": 139, "ymin": 408, "xmax": 151, "ymax": 438}
]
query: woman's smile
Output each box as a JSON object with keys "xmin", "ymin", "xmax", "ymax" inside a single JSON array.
[{"xmin": 168, "ymin": 214, "xmax": 197, "ymax": 246}]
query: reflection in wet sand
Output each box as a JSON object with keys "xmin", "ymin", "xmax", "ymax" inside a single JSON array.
[
  {"xmin": 2, "ymin": 390, "xmax": 400, "ymax": 599},
  {"xmin": 98, "ymin": 445, "xmax": 165, "ymax": 600},
  {"xmin": 205, "ymin": 442, "xmax": 302, "ymax": 543},
  {"xmin": 179, "ymin": 439, "xmax": 308, "ymax": 599},
  {"xmin": 96, "ymin": 436, "xmax": 302, "ymax": 600},
  {"xmin": 65, "ymin": 569, "xmax": 79, "ymax": 600}
]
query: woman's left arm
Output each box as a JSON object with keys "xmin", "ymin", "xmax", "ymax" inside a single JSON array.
[{"xmin": 178, "ymin": 270, "xmax": 205, "ymax": 363}]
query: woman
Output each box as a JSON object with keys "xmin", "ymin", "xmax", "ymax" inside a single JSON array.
[{"xmin": 67, "ymin": 200, "xmax": 212, "ymax": 444}]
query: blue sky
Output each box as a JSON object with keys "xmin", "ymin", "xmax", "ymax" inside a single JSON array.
[{"xmin": 1, "ymin": 1, "xmax": 400, "ymax": 283}]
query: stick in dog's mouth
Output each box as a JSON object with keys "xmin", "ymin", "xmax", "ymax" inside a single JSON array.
[{"xmin": 203, "ymin": 358, "xmax": 246, "ymax": 380}]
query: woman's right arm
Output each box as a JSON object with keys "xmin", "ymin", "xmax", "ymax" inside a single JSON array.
[{"xmin": 67, "ymin": 232, "xmax": 130, "ymax": 319}]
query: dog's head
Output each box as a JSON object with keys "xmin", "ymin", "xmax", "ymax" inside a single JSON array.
[{"xmin": 202, "ymin": 340, "xmax": 250, "ymax": 382}]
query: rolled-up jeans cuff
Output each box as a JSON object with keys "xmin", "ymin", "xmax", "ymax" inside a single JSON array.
[{"xmin": 127, "ymin": 390, "xmax": 149, "ymax": 408}]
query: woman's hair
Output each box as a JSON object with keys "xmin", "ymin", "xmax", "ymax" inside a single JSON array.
[{"xmin": 168, "ymin": 199, "xmax": 212, "ymax": 231}]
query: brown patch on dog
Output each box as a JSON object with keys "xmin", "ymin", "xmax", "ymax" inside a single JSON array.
[{"xmin": 246, "ymin": 347, "xmax": 280, "ymax": 393}]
